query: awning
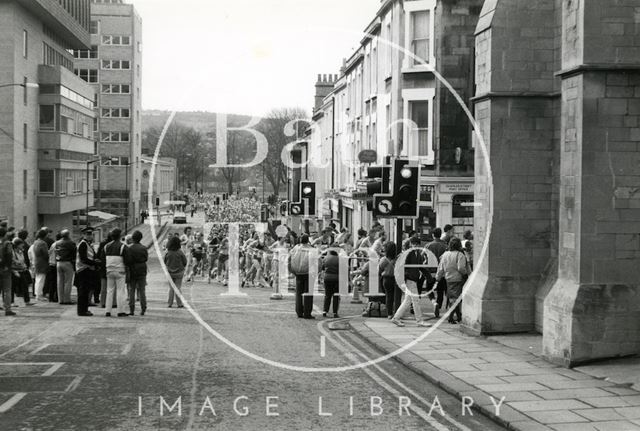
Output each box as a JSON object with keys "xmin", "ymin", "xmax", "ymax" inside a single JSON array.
[{"xmin": 88, "ymin": 211, "xmax": 119, "ymax": 221}]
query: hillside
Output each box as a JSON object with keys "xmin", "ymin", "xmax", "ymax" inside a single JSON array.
[{"xmin": 142, "ymin": 110, "xmax": 257, "ymax": 134}]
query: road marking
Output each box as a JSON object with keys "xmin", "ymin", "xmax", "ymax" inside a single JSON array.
[
  {"xmin": 318, "ymin": 320, "xmax": 474, "ymax": 431},
  {"xmin": 30, "ymin": 344, "xmax": 50, "ymax": 355},
  {"xmin": 0, "ymin": 393, "xmax": 26, "ymax": 413},
  {"xmin": 320, "ymin": 336, "xmax": 326, "ymax": 358},
  {"xmin": 65, "ymin": 376, "xmax": 83, "ymax": 392},
  {"xmin": 121, "ymin": 344, "xmax": 133, "ymax": 355}
]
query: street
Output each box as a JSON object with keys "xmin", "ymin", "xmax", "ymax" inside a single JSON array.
[{"xmin": 0, "ymin": 245, "xmax": 505, "ymax": 431}]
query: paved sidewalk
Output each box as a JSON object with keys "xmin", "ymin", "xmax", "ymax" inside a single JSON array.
[{"xmin": 352, "ymin": 318, "xmax": 640, "ymax": 431}]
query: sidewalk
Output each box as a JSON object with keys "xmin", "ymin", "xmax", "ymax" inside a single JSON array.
[
  {"xmin": 351, "ymin": 318, "xmax": 640, "ymax": 431},
  {"xmin": 127, "ymin": 220, "xmax": 169, "ymax": 249}
]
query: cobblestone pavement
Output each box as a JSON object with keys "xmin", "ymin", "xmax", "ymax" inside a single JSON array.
[
  {"xmin": 0, "ymin": 245, "xmax": 506, "ymax": 431},
  {"xmin": 352, "ymin": 318, "xmax": 640, "ymax": 431}
]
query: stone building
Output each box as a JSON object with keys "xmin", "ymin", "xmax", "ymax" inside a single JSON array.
[
  {"xmin": 307, "ymin": 0, "xmax": 482, "ymax": 238},
  {"xmin": 0, "ymin": 0, "xmax": 96, "ymax": 235},
  {"xmin": 73, "ymin": 0, "xmax": 142, "ymax": 227},
  {"xmin": 467, "ymin": 0, "xmax": 640, "ymax": 365}
]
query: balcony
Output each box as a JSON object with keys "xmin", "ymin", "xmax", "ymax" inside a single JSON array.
[
  {"xmin": 38, "ymin": 191, "xmax": 93, "ymax": 215},
  {"xmin": 39, "ymin": 131, "xmax": 95, "ymax": 154}
]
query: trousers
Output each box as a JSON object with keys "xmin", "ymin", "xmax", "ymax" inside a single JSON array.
[
  {"xmin": 56, "ymin": 261, "xmax": 74, "ymax": 303},
  {"xmin": 105, "ymin": 272, "xmax": 127, "ymax": 314}
]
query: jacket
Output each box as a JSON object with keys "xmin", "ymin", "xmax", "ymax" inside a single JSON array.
[
  {"xmin": 322, "ymin": 254, "xmax": 340, "ymax": 282},
  {"xmin": 405, "ymin": 249, "xmax": 427, "ymax": 282},
  {"xmin": 32, "ymin": 239, "xmax": 49, "ymax": 274},
  {"xmin": 435, "ymin": 251, "xmax": 469, "ymax": 283},
  {"xmin": 128, "ymin": 243, "xmax": 148, "ymax": 279},
  {"xmin": 76, "ymin": 239, "xmax": 97, "ymax": 273},
  {"xmin": 104, "ymin": 241, "xmax": 130, "ymax": 274},
  {"xmin": 55, "ymin": 238, "xmax": 77, "ymax": 263},
  {"xmin": 0, "ymin": 239, "xmax": 13, "ymax": 274},
  {"xmin": 164, "ymin": 250, "xmax": 187, "ymax": 278}
]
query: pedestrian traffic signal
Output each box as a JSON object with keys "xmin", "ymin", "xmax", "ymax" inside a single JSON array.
[
  {"xmin": 260, "ymin": 204, "xmax": 269, "ymax": 223},
  {"xmin": 155, "ymin": 197, "xmax": 160, "ymax": 207},
  {"xmin": 391, "ymin": 159, "xmax": 420, "ymax": 218}
]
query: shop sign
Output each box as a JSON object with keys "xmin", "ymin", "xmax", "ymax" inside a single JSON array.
[{"xmin": 440, "ymin": 183, "xmax": 474, "ymax": 194}]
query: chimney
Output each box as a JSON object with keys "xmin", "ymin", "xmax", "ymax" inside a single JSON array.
[{"xmin": 314, "ymin": 72, "xmax": 338, "ymax": 111}]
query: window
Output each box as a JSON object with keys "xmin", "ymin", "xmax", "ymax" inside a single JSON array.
[
  {"xmin": 74, "ymin": 69, "xmax": 98, "ymax": 83},
  {"xmin": 101, "ymin": 132, "xmax": 130, "ymax": 142},
  {"xmin": 73, "ymin": 46, "xmax": 98, "ymax": 59},
  {"xmin": 410, "ymin": 101, "xmax": 430, "ymax": 157},
  {"xmin": 102, "ymin": 35, "xmax": 131, "ymax": 45},
  {"xmin": 101, "ymin": 60, "xmax": 130, "ymax": 70},
  {"xmin": 137, "ymin": 42, "xmax": 142, "ymax": 53},
  {"xmin": 23, "ymin": 30, "xmax": 28, "ymax": 58},
  {"xmin": 23, "ymin": 123, "xmax": 27, "ymax": 151},
  {"xmin": 59, "ymin": 85, "xmax": 94, "ymax": 109},
  {"xmin": 90, "ymin": 20, "xmax": 99, "ymax": 35},
  {"xmin": 101, "ymin": 108, "xmax": 130, "ymax": 118},
  {"xmin": 23, "ymin": 170, "xmax": 27, "ymax": 197},
  {"xmin": 411, "ymin": 10, "xmax": 430, "ymax": 65},
  {"xmin": 23, "ymin": 76, "xmax": 28, "ymax": 105},
  {"xmin": 44, "ymin": 43, "xmax": 74, "ymax": 70},
  {"xmin": 101, "ymin": 84, "xmax": 130, "ymax": 94},
  {"xmin": 39, "ymin": 170, "xmax": 54, "ymax": 194},
  {"xmin": 39, "ymin": 105, "xmax": 55, "ymax": 130},
  {"xmin": 102, "ymin": 156, "xmax": 129, "ymax": 166}
]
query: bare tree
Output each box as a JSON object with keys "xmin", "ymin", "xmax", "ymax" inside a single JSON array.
[{"xmin": 257, "ymin": 107, "xmax": 308, "ymax": 198}]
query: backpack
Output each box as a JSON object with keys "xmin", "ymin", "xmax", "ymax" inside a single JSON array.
[{"xmin": 289, "ymin": 245, "xmax": 311, "ymax": 275}]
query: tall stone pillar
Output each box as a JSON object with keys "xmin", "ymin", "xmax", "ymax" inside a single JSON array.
[
  {"xmin": 543, "ymin": 0, "xmax": 640, "ymax": 366},
  {"xmin": 464, "ymin": 0, "xmax": 561, "ymax": 334}
]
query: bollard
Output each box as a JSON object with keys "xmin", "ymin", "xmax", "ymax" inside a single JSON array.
[{"xmin": 351, "ymin": 279, "xmax": 363, "ymax": 304}]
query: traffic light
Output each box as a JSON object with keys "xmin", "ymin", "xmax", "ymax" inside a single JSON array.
[
  {"xmin": 391, "ymin": 158, "xmax": 420, "ymax": 218},
  {"xmin": 260, "ymin": 204, "xmax": 269, "ymax": 223},
  {"xmin": 155, "ymin": 197, "xmax": 160, "ymax": 207},
  {"xmin": 288, "ymin": 181, "xmax": 316, "ymax": 218},
  {"xmin": 279, "ymin": 201, "xmax": 289, "ymax": 217},
  {"xmin": 215, "ymin": 196, "xmax": 220, "ymax": 206},
  {"xmin": 372, "ymin": 158, "xmax": 421, "ymax": 218},
  {"xmin": 366, "ymin": 156, "xmax": 391, "ymax": 212}
]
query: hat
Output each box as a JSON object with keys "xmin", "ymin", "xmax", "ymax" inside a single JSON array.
[{"xmin": 81, "ymin": 226, "xmax": 95, "ymax": 233}]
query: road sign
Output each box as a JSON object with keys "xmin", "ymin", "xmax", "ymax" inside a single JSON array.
[
  {"xmin": 358, "ymin": 149, "xmax": 377, "ymax": 164},
  {"xmin": 376, "ymin": 199, "xmax": 393, "ymax": 216}
]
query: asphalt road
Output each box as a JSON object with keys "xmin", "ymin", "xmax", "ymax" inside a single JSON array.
[{"xmin": 0, "ymin": 244, "xmax": 507, "ymax": 431}]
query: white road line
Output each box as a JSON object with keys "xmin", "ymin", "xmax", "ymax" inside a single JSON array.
[
  {"xmin": 65, "ymin": 376, "xmax": 83, "ymax": 392},
  {"xmin": 121, "ymin": 344, "xmax": 133, "ymax": 355},
  {"xmin": 319, "ymin": 320, "xmax": 474, "ymax": 431},
  {"xmin": 0, "ymin": 333, "xmax": 47, "ymax": 358},
  {"xmin": 42, "ymin": 363, "xmax": 65, "ymax": 376},
  {"xmin": 29, "ymin": 344, "xmax": 50, "ymax": 355},
  {"xmin": 320, "ymin": 336, "xmax": 326, "ymax": 358},
  {"xmin": 0, "ymin": 393, "xmax": 26, "ymax": 413}
]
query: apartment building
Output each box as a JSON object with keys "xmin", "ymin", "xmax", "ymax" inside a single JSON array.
[
  {"xmin": 139, "ymin": 155, "xmax": 177, "ymax": 216},
  {"xmin": 73, "ymin": 0, "xmax": 142, "ymax": 227},
  {"xmin": 307, "ymin": 0, "xmax": 482, "ymax": 237},
  {"xmin": 0, "ymin": 0, "xmax": 96, "ymax": 235}
]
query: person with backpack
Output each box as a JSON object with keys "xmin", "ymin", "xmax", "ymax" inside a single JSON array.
[
  {"xmin": 435, "ymin": 237, "xmax": 470, "ymax": 324},
  {"xmin": 0, "ymin": 227, "xmax": 15, "ymax": 316},
  {"xmin": 288, "ymin": 234, "xmax": 315, "ymax": 319},
  {"xmin": 390, "ymin": 235, "xmax": 430, "ymax": 328},
  {"xmin": 102, "ymin": 229, "xmax": 131, "ymax": 317}
]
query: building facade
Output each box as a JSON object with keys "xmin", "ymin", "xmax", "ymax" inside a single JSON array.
[
  {"xmin": 73, "ymin": 0, "xmax": 142, "ymax": 227},
  {"xmin": 307, "ymin": 0, "xmax": 481, "ymax": 238},
  {"xmin": 139, "ymin": 155, "xmax": 177, "ymax": 215},
  {"xmin": 467, "ymin": 0, "xmax": 640, "ymax": 365},
  {"xmin": 0, "ymin": 0, "xmax": 96, "ymax": 235}
]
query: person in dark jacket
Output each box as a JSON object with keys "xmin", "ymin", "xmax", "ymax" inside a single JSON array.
[
  {"xmin": 321, "ymin": 250, "xmax": 340, "ymax": 318},
  {"xmin": 426, "ymin": 228, "xmax": 448, "ymax": 317},
  {"xmin": 128, "ymin": 230, "xmax": 148, "ymax": 316},
  {"xmin": 0, "ymin": 227, "xmax": 15, "ymax": 316},
  {"xmin": 97, "ymin": 233, "xmax": 112, "ymax": 307},
  {"xmin": 75, "ymin": 227, "xmax": 98, "ymax": 316},
  {"xmin": 55, "ymin": 229, "xmax": 77, "ymax": 305},
  {"xmin": 32, "ymin": 229, "xmax": 50, "ymax": 301}
]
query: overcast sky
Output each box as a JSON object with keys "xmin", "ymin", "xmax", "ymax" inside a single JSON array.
[{"xmin": 131, "ymin": 0, "xmax": 381, "ymax": 117}]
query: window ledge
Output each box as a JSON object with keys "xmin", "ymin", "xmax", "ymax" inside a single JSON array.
[{"xmin": 402, "ymin": 66, "xmax": 434, "ymax": 75}]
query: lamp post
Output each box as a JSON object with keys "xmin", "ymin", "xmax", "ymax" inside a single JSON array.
[{"xmin": 85, "ymin": 158, "xmax": 101, "ymax": 227}]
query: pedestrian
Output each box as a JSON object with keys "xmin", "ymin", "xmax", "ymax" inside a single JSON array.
[
  {"xmin": 17, "ymin": 230, "xmax": 32, "ymax": 298},
  {"xmin": 462, "ymin": 230, "xmax": 473, "ymax": 270},
  {"xmin": 288, "ymin": 234, "xmax": 315, "ymax": 319},
  {"xmin": 11, "ymin": 238, "xmax": 32, "ymax": 306},
  {"xmin": 442, "ymin": 224, "xmax": 454, "ymax": 247},
  {"xmin": 321, "ymin": 250, "xmax": 340, "ymax": 318},
  {"xmin": 354, "ymin": 228, "xmax": 367, "ymax": 250},
  {"xmin": 427, "ymin": 228, "xmax": 448, "ymax": 317},
  {"xmin": 45, "ymin": 233, "xmax": 61, "ymax": 303},
  {"xmin": 371, "ymin": 229, "xmax": 387, "ymax": 257},
  {"xmin": 31, "ymin": 229, "xmax": 49, "ymax": 301},
  {"xmin": 164, "ymin": 235, "xmax": 186, "ymax": 308},
  {"xmin": 435, "ymin": 237, "xmax": 470, "ymax": 324},
  {"xmin": 102, "ymin": 229, "xmax": 131, "ymax": 317},
  {"xmin": 97, "ymin": 233, "xmax": 112, "ymax": 308},
  {"xmin": 0, "ymin": 227, "xmax": 15, "ymax": 316},
  {"xmin": 379, "ymin": 241, "xmax": 401, "ymax": 319},
  {"xmin": 390, "ymin": 236, "xmax": 430, "ymax": 328},
  {"xmin": 128, "ymin": 230, "xmax": 148, "ymax": 316},
  {"xmin": 55, "ymin": 229, "xmax": 77, "ymax": 305},
  {"xmin": 75, "ymin": 227, "xmax": 98, "ymax": 316}
]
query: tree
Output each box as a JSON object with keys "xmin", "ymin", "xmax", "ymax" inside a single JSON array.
[
  {"xmin": 257, "ymin": 107, "xmax": 308, "ymax": 198},
  {"xmin": 142, "ymin": 122, "xmax": 205, "ymax": 192}
]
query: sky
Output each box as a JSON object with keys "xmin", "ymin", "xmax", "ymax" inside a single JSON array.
[{"xmin": 131, "ymin": 0, "xmax": 381, "ymax": 117}]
